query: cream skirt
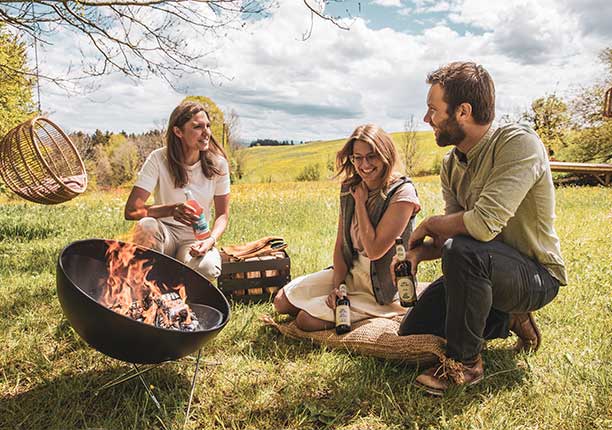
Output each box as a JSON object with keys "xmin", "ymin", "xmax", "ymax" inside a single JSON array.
[{"xmin": 283, "ymin": 254, "xmax": 407, "ymax": 323}]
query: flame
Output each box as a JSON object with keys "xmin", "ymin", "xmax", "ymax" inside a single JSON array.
[{"xmin": 100, "ymin": 240, "xmax": 188, "ymax": 325}]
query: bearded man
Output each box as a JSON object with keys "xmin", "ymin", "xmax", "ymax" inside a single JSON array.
[{"xmin": 397, "ymin": 62, "xmax": 567, "ymax": 396}]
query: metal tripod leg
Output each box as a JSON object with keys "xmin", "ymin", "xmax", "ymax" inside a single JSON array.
[
  {"xmin": 92, "ymin": 351, "xmax": 203, "ymax": 430},
  {"xmin": 183, "ymin": 348, "xmax": 202, "ymax": 430},
  {"xmin": 94, "ymin": 363, "xmax": 161, "ymax": 396},
  {"xmin": 134, "ymin": 364, "xmax": 162, "ymax": 410}
]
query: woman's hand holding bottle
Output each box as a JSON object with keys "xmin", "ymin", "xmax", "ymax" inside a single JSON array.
[
  {"xmin": 325, "ymin": 286, "xmax": 344, "ymax": 310},
  {"xmin": 172, "ymin": 202, "xmax": 199, "ymax": 226}
]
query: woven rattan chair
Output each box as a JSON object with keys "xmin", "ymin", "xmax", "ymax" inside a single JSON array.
[{"xmin": 0, "ymin": 117, "xmax": 87, "ymax": 204}]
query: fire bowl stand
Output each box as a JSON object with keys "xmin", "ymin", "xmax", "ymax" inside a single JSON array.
[{"xmin": 94, "ymin": 349, "xmax": 203, "ymax": 430}]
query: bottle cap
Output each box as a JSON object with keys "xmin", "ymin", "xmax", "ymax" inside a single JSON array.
[{"xmin": 338, "ymin": 283, "xmax": 348, "ymax": 295}]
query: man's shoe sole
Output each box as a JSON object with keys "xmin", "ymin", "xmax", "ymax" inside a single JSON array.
[{"xmin": 415, "ymin": 374, "xmax": 484, "ymax": 397}]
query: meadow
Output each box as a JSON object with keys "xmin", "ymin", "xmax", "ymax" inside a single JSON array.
[
  {"xmin": 0, "ymin": 175, "xmax": 611, "ymax": 430},
  {"xmin": 240, "ymin": 131, "xmax": 448, "ymax": 183}
]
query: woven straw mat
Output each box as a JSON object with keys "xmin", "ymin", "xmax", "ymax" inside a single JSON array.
[{"xmin": 261, "ymin": 314, "xmax": 446, "ymax": 367}]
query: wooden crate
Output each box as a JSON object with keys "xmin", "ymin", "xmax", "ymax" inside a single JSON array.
[{"xmin": 218, "ymin": 250, "xmax": 291, "ymax": 303}]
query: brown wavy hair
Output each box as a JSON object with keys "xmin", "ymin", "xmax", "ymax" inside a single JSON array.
[
  {"xmin": 427, "ymin": 61, "xmax": 495, "ymax": 125},
  {"xmin": 165, "ymin": 101, "xmax": 227, "ymax": 188},
  {"xmin": 335, "ymin": 124, "xmax": 402, "ymax": 190}
]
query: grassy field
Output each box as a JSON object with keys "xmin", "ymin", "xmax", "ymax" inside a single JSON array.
[
  {"xmin": 240, "ymin": 131, "xmax": 449, "ymax": 183},
  {"xmin": 1, "ymin": 178, "xmax": 611, "ymax": 430}
]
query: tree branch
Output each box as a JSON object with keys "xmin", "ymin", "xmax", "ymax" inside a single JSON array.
[
  {"xmin": 302, "ymin": 0, "xmax": 351, "ymax": 31},
  {"xmin": 0, "ymin": 0, "xmax": 353, "ymax": 89}
]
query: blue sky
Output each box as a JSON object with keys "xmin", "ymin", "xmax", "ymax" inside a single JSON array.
[
  {"xmin": 325, "ymin": 0, "xmax": 480, "ymax": 35},
  {"xmin": 36, "ymin": 0, "xmax": 612, "ymax": 142}
]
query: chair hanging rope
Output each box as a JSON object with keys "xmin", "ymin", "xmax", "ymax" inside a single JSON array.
[
  {"xmin": 31, "ymin": 1, "xmax": 42, "ymax": 112},
  {"xmin": 0, "ymin": 117, "xmax": 88, "ymax": 204}
]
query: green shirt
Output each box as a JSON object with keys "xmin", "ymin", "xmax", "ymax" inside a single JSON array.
[{"xmin": 441, "ymin": 123, "xmax": 567, "ymax": 285}]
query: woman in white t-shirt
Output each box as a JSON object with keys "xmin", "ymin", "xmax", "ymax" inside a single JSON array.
[{"xmin": 124, "ymin": 101, "xmax": 230, "ymax": 282}]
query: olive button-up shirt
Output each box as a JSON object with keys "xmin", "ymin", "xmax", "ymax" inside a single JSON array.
[{"xmin": 441, "ymin": 123, "xmax": 567, "ymax": 285}]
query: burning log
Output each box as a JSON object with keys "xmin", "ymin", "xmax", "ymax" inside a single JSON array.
[
  {"xmin": 155, "ymin": 292, "xmax": 199, "ymax": 331},
  {"xmin": 101, "ymin": 241, "xmax": 200, "ymax": 332}
]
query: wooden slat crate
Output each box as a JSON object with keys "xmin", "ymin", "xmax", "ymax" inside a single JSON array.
[{"xmin": 218, "ymin": 250, "xmax": 291, "ymax": 303}]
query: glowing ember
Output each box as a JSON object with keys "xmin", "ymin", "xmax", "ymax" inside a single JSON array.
[{"xmin": 99, "ymin": 241, "xmax": 199, "ymax": 331}]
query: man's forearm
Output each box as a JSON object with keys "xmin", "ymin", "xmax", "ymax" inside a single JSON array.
[{"xmin": 426, "ymin": 212, "xmax": 469, "ymax": 241}]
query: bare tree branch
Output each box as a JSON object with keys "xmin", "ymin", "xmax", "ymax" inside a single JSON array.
[
  {"xmin": 302, "ymin": 0, "xmax": 351, "ymax": 31},
  {"xmin": 0, "ymin": 0, "xmax": 276, "ymax": 88},
  {"xmin": 1, "ymin": 0, "xmax": 357, "ymax": 90}
]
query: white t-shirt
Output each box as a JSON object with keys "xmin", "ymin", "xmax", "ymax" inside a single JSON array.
[{"xmin": 134, "ymin": 148, "xmax": 230, "ymax": 227}]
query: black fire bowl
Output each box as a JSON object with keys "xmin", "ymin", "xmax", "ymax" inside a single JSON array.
[{"xmin": 57, "ymin": 239, "xmax": 231, "ymax": 364}]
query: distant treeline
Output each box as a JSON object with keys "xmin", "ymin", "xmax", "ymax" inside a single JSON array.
[
  {"xmin": 249, "ymin": 139, "xmax": 303, "ymax": 147},
  {"xmin": 69, "ymin": 128, "xmax": 165, "ymax": 189}
]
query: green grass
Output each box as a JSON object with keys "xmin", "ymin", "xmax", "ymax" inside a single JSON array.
[
  {"xmin": 1, "ymin": 179, "xmax": 611, "ymax": 430},
  {"xmin": 240, "ymin": 131, "xmax": 448, "ymax": 183}
]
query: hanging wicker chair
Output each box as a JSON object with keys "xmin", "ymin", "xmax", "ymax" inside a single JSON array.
[
  {"xmin": 0, "ymin": 117, "xmax": 87, "ymax": 204},
  {"xmin": 604, "ymin": 87, "xmax": 612, "ymax": 118}
]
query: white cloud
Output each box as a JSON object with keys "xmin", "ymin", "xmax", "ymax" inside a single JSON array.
[
  {"xmin": 561, "ymin": 0, "xmax": 612, "ymax": 38},
  {"xmin": 448, "ymin": 0, "xmax": 582, "ymax": 64},
  {"xmin": 371, "ymin": 0, "xmax": 403, "ymax": 7},
  {"xmin": 33, "ymin": 0, "xmax": 611, "ymax": 142},
  {"xmin": 414, "ymin": 1, "xmax": 451, "ymax": 13}
]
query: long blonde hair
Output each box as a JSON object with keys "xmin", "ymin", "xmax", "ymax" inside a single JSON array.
[
  {"xmin": 335, "ymin": 124, "xmax": 402, "ymax": 190},
  {"xmin": 165, "ymin": 101, "xmax": 227, "ymax": 188}
]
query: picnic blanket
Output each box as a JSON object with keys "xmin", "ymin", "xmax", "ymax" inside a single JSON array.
[{"xmin": 261, "ymin": 314, "xmax": 446, "ymax": 366}]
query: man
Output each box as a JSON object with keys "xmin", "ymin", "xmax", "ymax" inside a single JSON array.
[{"xmin": 398, "ymin": 62, "xmax": 567, "ymax": 396}]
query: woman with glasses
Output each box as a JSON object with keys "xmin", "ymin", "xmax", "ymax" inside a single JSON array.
[{"xmin": 274, "ymin": 124, "xmax": 420, "ymax": 331}]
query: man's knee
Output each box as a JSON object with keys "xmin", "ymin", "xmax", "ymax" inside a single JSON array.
[
  {"xmin": 442, "ymin": 235, "xmax": 489, "ymax": 268},
  {"xmin": 442, "ymin": 235, "xmax": 490, "ymax": 285}
]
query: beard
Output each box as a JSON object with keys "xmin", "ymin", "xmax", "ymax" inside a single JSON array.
[{"xmin": 434, "ymin": 115, "xmax": 466, "ymax": 147}]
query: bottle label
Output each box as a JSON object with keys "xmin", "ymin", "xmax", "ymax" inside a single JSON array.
[
  {"xmin": 396, "ymin": 244, "xmax": 406, "ymax": 261},
  {"xmin": 336, "ymin": 305, "xmax": 350, "ymax": 326},
  {"xmin": 397, "ymin": 277, "xmax": 416, "ymax": 301},
  {"xmin": 193, "ymin": 214, "xmax": 209, "ymax": 236}
]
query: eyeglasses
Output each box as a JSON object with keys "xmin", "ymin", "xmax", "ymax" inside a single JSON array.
[{"xmin": 349, "ymin": 153, "xmax": 379, "ymax": 165}]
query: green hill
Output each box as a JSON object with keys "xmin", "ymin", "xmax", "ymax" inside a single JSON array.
[{"xmin": 238, "ymin": 131, "xmax": 449, "ymax": 183}]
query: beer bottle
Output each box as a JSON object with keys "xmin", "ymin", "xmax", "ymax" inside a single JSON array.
[
  {"xmin": 335, "ymin": 282, "xmax": 351, "ymax": 334},
  {"xmin": 394, "ymin": 237, "xmax": 417, "ymax": 307}
]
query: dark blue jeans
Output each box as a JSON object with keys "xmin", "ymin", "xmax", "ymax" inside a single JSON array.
[{"xmin": 399, "ymin": 236, "xmax": 560, "ymax": 361}]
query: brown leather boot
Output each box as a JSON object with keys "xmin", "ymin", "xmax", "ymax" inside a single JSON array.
[
  {"xmin": 415, "ymin": 355, "xmax": 484, "ymax": 396},
  {"xmin": 508, "ymin": 312, "xmax": 541, "ymax": 353}
]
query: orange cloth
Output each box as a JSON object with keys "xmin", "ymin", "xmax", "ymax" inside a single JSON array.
[{"xmin": 221, "ymin": 236, "xmax": 287, "ymax": 261}]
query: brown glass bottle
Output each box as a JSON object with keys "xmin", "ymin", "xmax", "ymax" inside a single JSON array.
[
  {"xmin": 394, "ymin": 237, "xmax": 417, "ymax": 307},
  {"xmin": 335, "ymin": 283, "xmax": 351, "ymax": 334}
]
